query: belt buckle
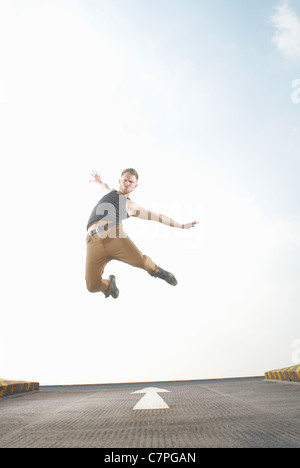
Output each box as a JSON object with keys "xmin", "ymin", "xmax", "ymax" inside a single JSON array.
[
  {"xmin": 87, "ymin": 229, "xmax": 95, "ymax": 238},
  {"xmin": 87, "ymin": 224, "xmax": 109, "ymax": 238}
]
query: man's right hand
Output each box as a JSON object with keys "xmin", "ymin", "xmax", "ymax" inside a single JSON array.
[
  {"xmin": 89, "ymin": 170, "xmax": 102, "ymax": 184},
  {"xmin": 89, "ymin": 171, "xmax": 112, "ymax": 194}
]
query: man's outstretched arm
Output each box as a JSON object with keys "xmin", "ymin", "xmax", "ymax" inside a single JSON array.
[
  {"xmin": 89, "ymin": 170, "xmax": 112, "ymax": 193},
  {"xmin": 127, "ymin": 200, "xmax": 198, "ymax": 229}
]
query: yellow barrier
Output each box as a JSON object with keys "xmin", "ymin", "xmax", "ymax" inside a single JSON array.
[
  {"xmin": 0, "ymin": 379, "xmax": 39, "ymax": 398},
  {"xmin": 265, "ymin": 366, "xmax": 300, "ymax": 383}
]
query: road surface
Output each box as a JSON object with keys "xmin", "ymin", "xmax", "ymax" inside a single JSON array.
[{"xmin": 0, "ymin": 378, "xmax": 300, "ymax": 448}]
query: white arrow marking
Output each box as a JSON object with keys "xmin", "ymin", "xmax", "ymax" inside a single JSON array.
[{"xmin": 131, "ymin": 387, "xmax": 171, "ymax": 410}]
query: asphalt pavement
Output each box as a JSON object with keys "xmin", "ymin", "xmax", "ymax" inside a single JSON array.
[{"xmin": 0, "ymin": 377, "xmax": 300, "ymax": 448}]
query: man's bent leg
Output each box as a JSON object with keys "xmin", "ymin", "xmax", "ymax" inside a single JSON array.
[
  {"xmin": 110, "ymin": 236, "xmax": 177, "ymax": 285},
  {"xmin": 110, "ymin": 227, "xmax": 177, "ymax": 286},
  {"xmin": 106, "ymin": 227, "xmax": 159, "ymax": 275},
  {"xmin": 85, "ymin": 236, "xmax": 111, "ymax": 295}
]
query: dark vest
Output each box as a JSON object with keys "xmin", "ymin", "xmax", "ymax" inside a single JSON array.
[{"xmin": 87, "ymin": 190, "xmax": 130, "ymax": 230}]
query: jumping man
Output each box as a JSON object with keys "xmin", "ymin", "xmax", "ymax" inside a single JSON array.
[{"xmin": 86, "ymin": 168, "xmax": 198, "ymax": 299}]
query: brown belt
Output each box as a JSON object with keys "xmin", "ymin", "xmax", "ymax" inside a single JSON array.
[{"xmin": 87, "ymin": 223, "xmax": 110, "ymax": 238}]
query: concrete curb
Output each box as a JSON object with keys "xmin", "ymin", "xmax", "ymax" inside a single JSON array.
[
  {"xmin": 0, "ymin": 379, "xmax": 39, "ymax": 398},
  {"xmin": 265, "ymin": 366, "xmax": 300, "ymax": 383}
]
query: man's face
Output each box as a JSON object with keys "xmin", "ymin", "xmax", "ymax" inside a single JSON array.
[{"xmin": 119, "ymin": 172, "xmax": 138, "ymax": 195}]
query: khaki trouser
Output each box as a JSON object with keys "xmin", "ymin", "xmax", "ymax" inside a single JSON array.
[{"xmin": 85, "ymin": 225, "xmax": 158, "ymax": 295}]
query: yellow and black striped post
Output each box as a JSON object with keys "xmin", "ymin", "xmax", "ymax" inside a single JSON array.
[
  {"xmin": 265, "ymin": 366, "xmax": 300, "ymax": 383},
  {"xmin": 0, "ymin": 379, "xmax": 39, "ymax": 398}
]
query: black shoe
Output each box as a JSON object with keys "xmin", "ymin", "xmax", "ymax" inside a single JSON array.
[
  {"xmin": 152, "ymin": 267, "xmax": 178, "ymax": 286},
  {"xmin": 105, "ymin": 275, "xmax": 119, "ymax": 299}
]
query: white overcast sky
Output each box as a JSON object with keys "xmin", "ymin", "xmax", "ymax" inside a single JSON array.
[{"xmin": 0, "ymin": 0, "xmax": 300, "ymax": 385}]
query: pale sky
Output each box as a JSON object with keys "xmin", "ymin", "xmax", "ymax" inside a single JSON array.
[{"xmin": 0, "ymin": 0, "xmax": 300, "ymax": 385}]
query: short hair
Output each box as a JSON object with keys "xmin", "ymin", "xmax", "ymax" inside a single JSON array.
[{"xmin": 121, "ymin": 168, "xmax": 139, "ymax": 181}]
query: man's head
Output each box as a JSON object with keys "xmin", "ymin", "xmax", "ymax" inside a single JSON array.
[{"xmin": 119, "ymin": 168, "xmax": 139, "ymax": 195}]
